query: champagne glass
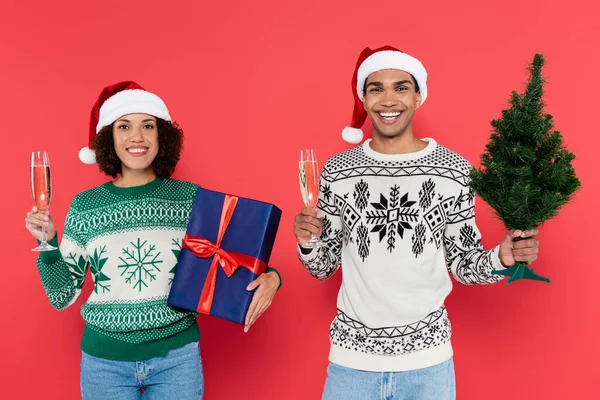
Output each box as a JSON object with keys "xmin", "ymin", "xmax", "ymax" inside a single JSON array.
[
  {"xmin": 31, "ymin": 151, "xmax": 57, "ymax": 251},
  {"xmin": 299, "ymin": 149, "xmax": 325, "ymax": 248}
]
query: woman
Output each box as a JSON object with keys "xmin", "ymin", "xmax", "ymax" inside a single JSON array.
[{"xmin": 24, "ymin": 81, "xmax": 282, "ymax": 399}]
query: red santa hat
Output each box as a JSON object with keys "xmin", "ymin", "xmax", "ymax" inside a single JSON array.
[
  {"xmin": 342, "ymin": 46, "xmax": 428, "ymax": 144},
  {"xmin": 79, "ymin": 81, "xmax": 172, "ymax": 164}
]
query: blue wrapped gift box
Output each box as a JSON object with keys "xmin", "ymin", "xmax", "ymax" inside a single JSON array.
[{"xmin": 168, "ymin": 187, "xmax": 281, "ymax": 324}]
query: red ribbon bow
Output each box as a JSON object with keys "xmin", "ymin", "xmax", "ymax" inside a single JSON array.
[{"xmin": 182, "ymin": 195, "xmax": 267, "ymax": 314}]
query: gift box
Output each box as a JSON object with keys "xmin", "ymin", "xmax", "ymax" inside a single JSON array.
[{"xmin": 167, "ymin": 187, "xmax": 281, "ymax": 324}]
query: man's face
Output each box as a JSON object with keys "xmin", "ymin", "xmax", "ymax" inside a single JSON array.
[{"xmin": 362, "ymin": 69, "xmax": 422, "ymax": 139}]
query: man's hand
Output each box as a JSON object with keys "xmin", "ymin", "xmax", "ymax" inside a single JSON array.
[
  {"xmin": 293, "ymin": 208, "xmax": 322, "ymax": 247},
  {"xmin": 498, "ymin": 229, "xmax": 540, "ymax": 267}
]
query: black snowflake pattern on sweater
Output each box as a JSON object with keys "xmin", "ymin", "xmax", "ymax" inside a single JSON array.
[
  {"xmin": 411, "ymin": 222, "xmax": 427, "ymax": 257},
  {"xmin": 299, "ymin": 143, "xmax": 504, "ymax": 284},
  {"xmin": 365, "ymin": 185, "xmax": 419, "ymax": 252},
  {"xmin": 330, "ymin": 307, "xmax": 451, "ymax": 355},
  {"xmin": 335, "ymin": 194, "xmax": 360, "ymax": 245},
  {"xmin": 353, "ymin": 180, "xmax": 370, "ymax": 212},
  {"xmin": 444, "ymin": 187, "xmax": 504, "ymax": 285},
  {"xmin": 297, "ymin": 142, "xmax": 507, "ymax": 362},
  {"xmin": 356, "ymin": 223, "xmax": 370, "ymax": 261},
  {"xmin": 321, "ymin": 182, "xmax": 333, "ymax": 203},
  {"xmin": 419, "ymin": 179, "xmax": 436, "ymax": 209},
  {"xmin": 423, "ymin": 196, "xmax": 455, "ymax": 249}
]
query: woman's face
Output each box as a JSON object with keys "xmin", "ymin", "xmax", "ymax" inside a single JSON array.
[{"xmin": 112, "ymin": 113, "xmax": 159, "ymax": 175}]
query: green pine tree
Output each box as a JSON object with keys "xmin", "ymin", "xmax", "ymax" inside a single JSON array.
[{"xmin": 470, "ymin": 53, "xmax": 581, "ymax": 284}]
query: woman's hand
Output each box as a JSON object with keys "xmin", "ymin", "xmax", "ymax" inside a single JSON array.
[
  {"xmin": 244, "ymin": 271, "xmax": 280, "ymax": 333},
  {"xmin": 25, "ymin": 206, "xmax": 57, "ymax": 242}
]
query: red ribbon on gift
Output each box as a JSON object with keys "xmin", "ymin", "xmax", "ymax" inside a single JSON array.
[{"xmin": 182, "ymin": 195, "xmax": 267, "ymax": 314}]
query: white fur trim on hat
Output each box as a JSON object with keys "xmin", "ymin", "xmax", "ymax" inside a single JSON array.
[
  {"xmin": 357, "ymin": 50, "xmax": 428, "ymax": 104},
  {"xmin": 342, "ymin": 127, "xmax": 364, "ymax": 144},
  {"xmin": 79, "ymin": 146, "xmax": 97, "ymax": 164},
  {"xmin": 96, "ymin": 89, "xmax": 172, "ymax": 133}
]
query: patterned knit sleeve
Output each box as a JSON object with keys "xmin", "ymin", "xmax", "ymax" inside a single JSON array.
[
  {"xmin": 297, "ymin": 160, "xmax": 343, "ymax": 281},
  {"xmin": 37, "ymin": 196, "xmax": 89, "ymax": 310},
  {"xmin": 443, "ymin": 185, "xmax": 506, "ymax": 285}
]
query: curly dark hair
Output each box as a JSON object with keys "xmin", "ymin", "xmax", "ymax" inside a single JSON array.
[{"xmin": 93, "ymin": 118, "xmax": 183, "ymax": 179}]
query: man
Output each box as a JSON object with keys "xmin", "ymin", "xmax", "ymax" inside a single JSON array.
[{"xmin": 293, "ymin": 46, "xmax": 540, "ymax": 399}]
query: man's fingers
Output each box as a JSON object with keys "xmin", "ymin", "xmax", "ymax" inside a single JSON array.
[
  {"xmin": 512, "ymin": 239, "xmax": 538, "ymax": 250},
  {"xmin": 512, "ymin": 247, "xmax": 539, "ymax": 257},
  {"xmin": 296, "ymin": 217, "xmax": 321, "ymax": 229},
  {"xmin": 296, "ymin": 214, "xmax": 322, "ymax": 227},
  {"xmin": 297, "ymin": 221, "xmax": 321, "ymax": 235},
  {"xmin": 509, "ymin": 228, "xmax": 538, "ymax": 240},
  {"xmin": 294, "ymin": 213, "xmax": 323, "ymax": 240},
  {"xmin": 522, "ymin": 228, "xmax": 539, "ymax": 237},
  {"xmin": 294, "ymin": 211, "xmax": 322, "ymax": 245},
  {"xmin": 509, "ymin": 230, "xmax": 523, "ymax": 239},
  {"xmin": 503, "ymin": 230, "xmax": 520, "ymax": 246},
  {"xmin": 301, "ymin": 208, "xmax": 320, "ymax": 218}
]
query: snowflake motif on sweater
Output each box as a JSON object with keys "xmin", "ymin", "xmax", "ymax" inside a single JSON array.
[
  {"xmin": 36, "ymin": 178, "xmax": 200, "ymax": 360},
  {"xmin": 298, "ymin": 138, "xmax": 506, "ymax": 372}
]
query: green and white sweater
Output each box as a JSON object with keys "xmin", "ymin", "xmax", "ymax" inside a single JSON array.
[{"xmin": 37, "ymin": 177, "xmax": 277, "ymax": 361}]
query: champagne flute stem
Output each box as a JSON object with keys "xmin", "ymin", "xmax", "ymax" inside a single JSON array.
[{"xmin": 41, "ymin": 220, "xmax": 47, "ymax": 244}]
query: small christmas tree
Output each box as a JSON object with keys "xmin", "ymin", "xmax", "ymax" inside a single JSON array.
[{"xmin": 470, "ymin": 53, "xmax": 581, "ymax": 284}]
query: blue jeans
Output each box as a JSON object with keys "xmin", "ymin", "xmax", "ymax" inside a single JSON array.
[
  {"xmin": 80, "ymin": 341, "xmax": 203, "ymax": 400},
  {"xmin": 322, "ymin": 358, "xmax": 455, "ymax": 400}
]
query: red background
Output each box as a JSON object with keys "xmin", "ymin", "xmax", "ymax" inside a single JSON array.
[{"xmin": 1, "ymin": 1, "xmax": 597, "ymax": 399}]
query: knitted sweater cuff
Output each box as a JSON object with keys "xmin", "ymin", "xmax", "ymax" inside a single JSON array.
[
  {"xmin": 490, "ymin": 245, "xmax": 506, "ymax": 270},
  {"xmin": 38, "ymin": 234, "xmax": 61, "ymax": 264},
  {"xmin": 266, "ymin": 266, "xmax": 282, "ymax": 290}
]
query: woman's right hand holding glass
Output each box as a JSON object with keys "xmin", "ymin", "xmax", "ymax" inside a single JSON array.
[{"xmin": 25, "ymin": 206, "xmax": 57, "ymax": 243}]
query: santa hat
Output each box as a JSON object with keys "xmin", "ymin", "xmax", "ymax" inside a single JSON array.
[
  {"xmin": 78, "ymin": 81, "xmax": 172, "ymax": 164},
  {"xmin": 342, "ymin": 46, "xmax": 428, "ymax": 144}
]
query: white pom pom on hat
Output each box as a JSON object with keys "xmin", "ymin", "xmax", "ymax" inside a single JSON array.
[
  {"xmin": 343, "ymin": 45, "xmax": 428, "ymax": 144},
  {"xmin": 79, "ymin": 81, "xmax": 172, "ymax": 164},
  {"xmin": 78, "ymin": 146, "xmax": 97, "ymax": 165},
  {"xmin": 342, "ymin": 127, "xmax": 364, "ymax": 144}
]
